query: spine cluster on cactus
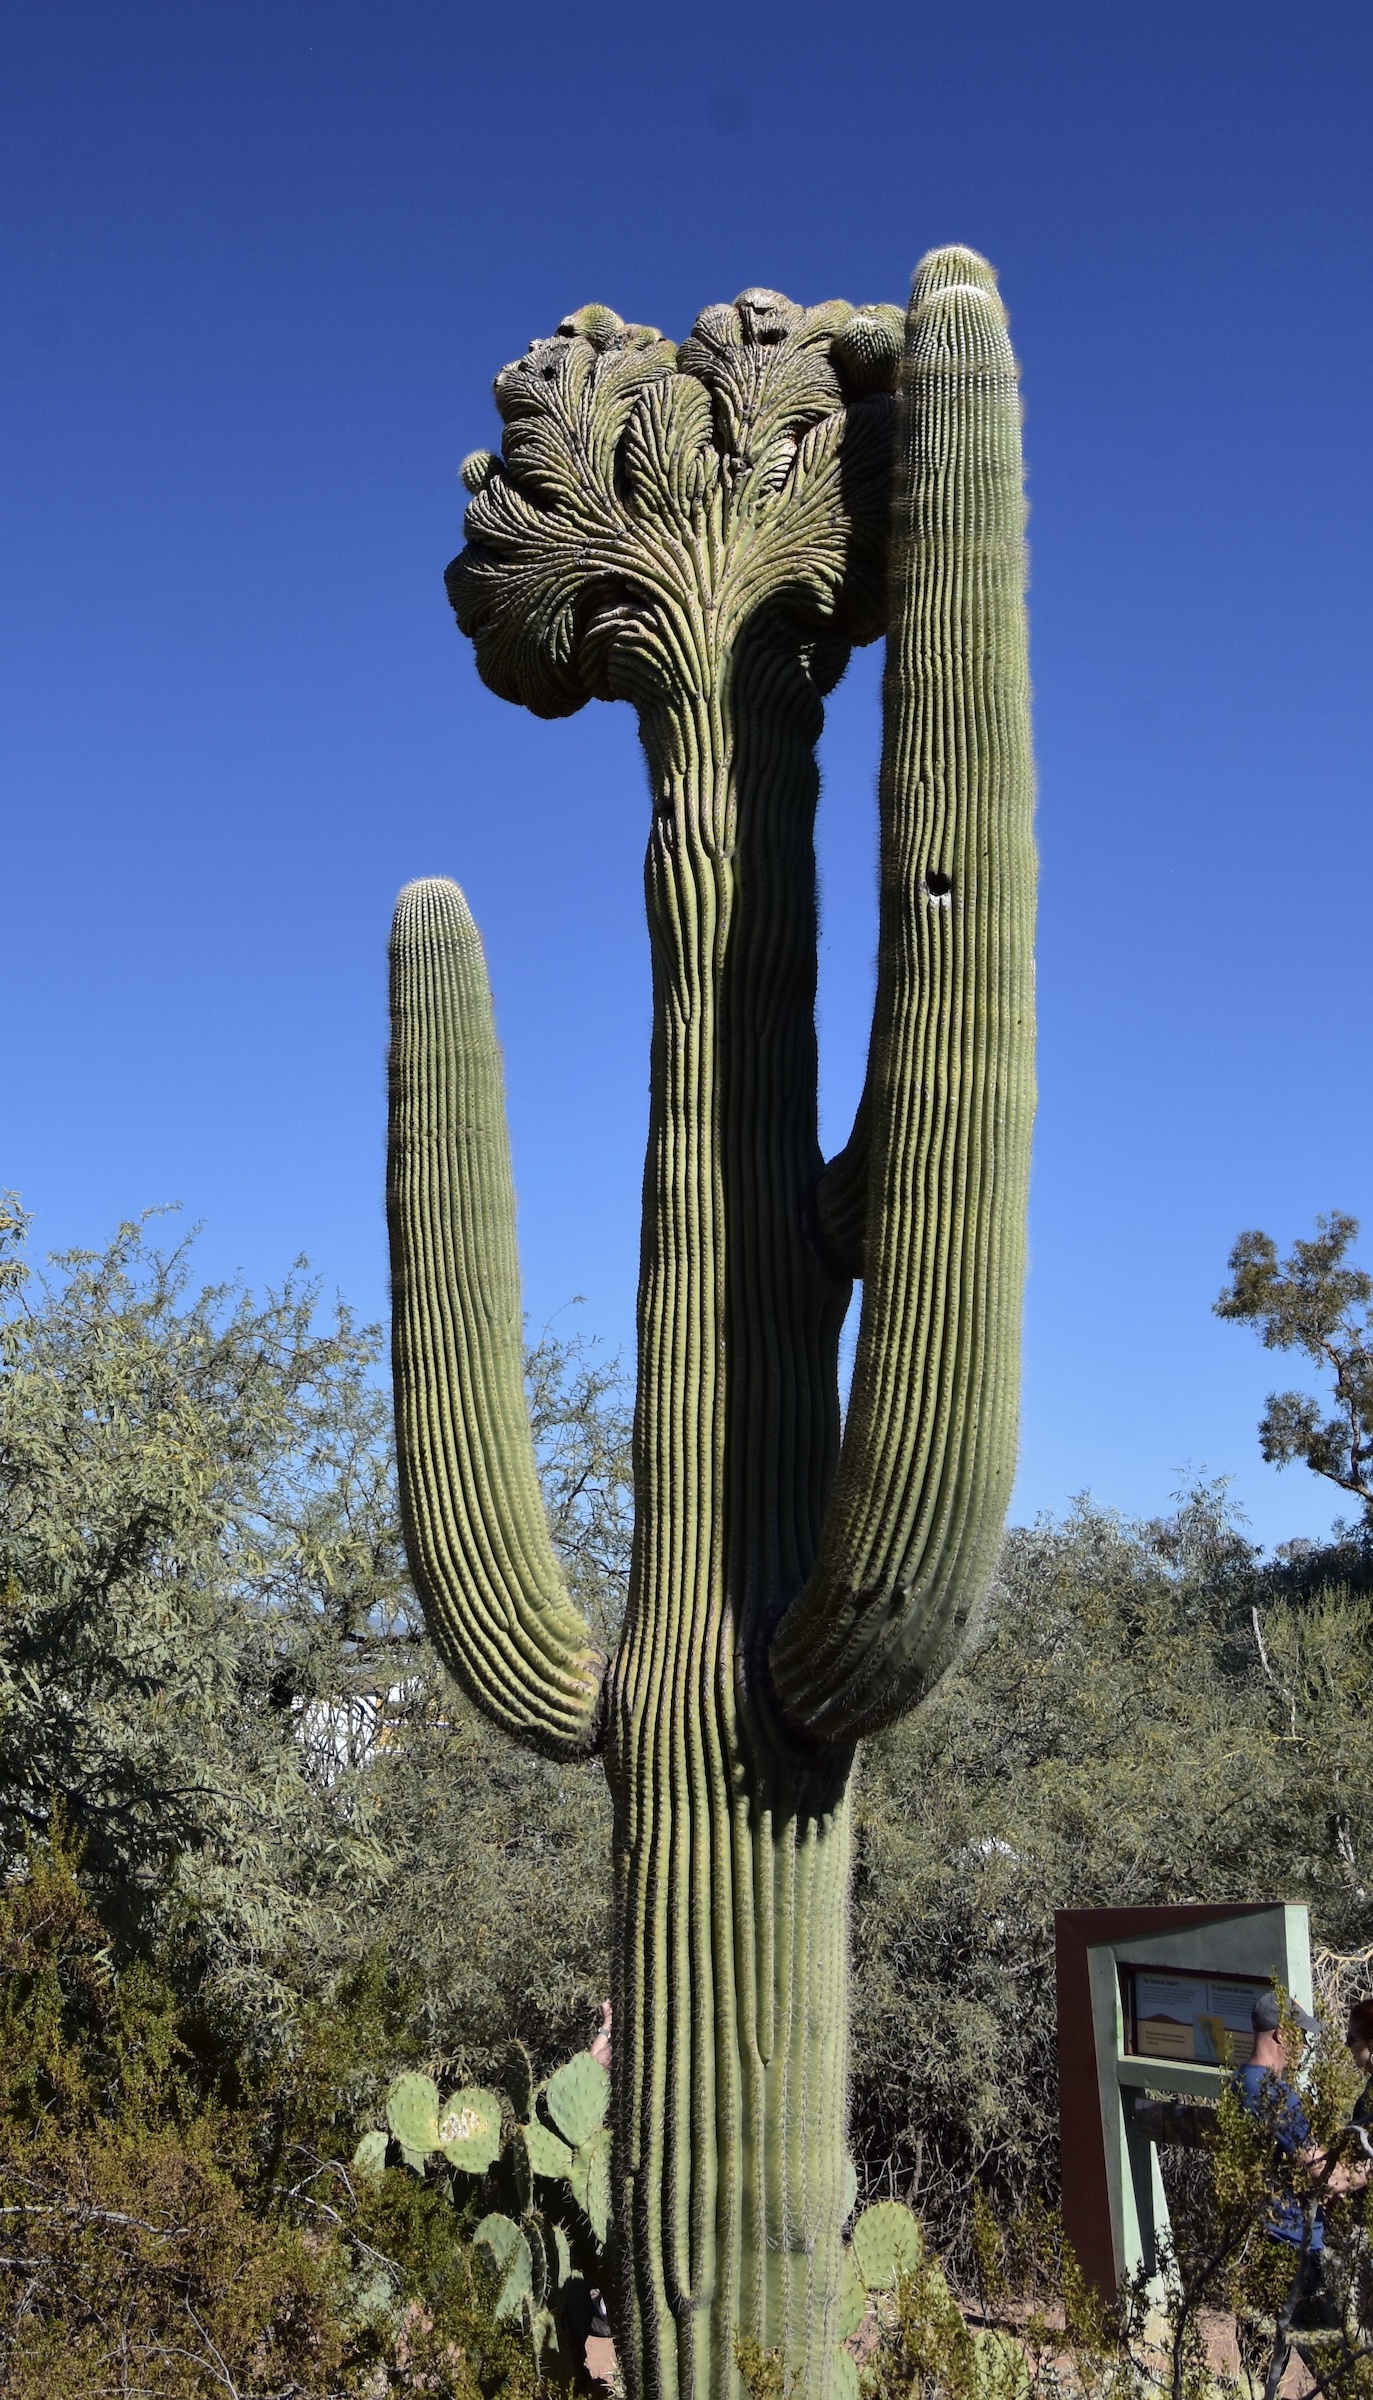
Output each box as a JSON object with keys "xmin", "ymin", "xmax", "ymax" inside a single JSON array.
[{"xmin": 386, "ymin": 245, "xmax": 1036, "ymax": 2400}]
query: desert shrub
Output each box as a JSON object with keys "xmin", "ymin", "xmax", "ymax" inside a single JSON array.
[{"xmin": 0, "ymin": 1826, "xmax": 542, "ymax": 2398}]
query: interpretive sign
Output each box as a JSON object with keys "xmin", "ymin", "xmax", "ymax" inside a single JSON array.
[
  {"xmin": 1123, "ymin": 1965, "xmax": 1266, "ymax": 2066},
  {"xmin": 1056, "ymin": 1902, "xmax": 1312, "ymax": 2308}
]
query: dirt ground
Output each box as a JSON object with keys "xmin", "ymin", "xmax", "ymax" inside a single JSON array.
[{"xmin": 582, "ymin": 2300, "xmax": 1326, "ymax": 2394}]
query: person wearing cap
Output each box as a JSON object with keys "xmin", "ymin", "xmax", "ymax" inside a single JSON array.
[
  {"xmin": 1347, "ymin": 2000, "xmax": 1373, "ymax": 2329},
  {"xmin": 1234, "ymin": 1989, "xmax": 1367, "ymax": 2329},
  {"xmin": 1348, "ymin": 1998, "xmax": 1373, "ymax": 2139},
  {"xmin": 1346, "ymin": 1997, "xmax": 1373, "ymax": 2248}
]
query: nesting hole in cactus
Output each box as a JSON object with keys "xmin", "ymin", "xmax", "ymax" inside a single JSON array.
[{"xmin": 924, "ymin": 870, "xmax": 953, "ymax": 899}]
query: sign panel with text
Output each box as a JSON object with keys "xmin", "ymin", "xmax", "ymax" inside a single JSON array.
[{"xmin": 1123, "ymin": 1965, "xmax": 1268, "ymax": 2066}]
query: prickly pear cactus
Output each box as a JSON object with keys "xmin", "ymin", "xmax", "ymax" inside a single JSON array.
[
  {"xmin": 834, "ymin": 2201, "xmax": 925, "ymax": 2397},
  {"xmin": 385, "ymin": 2070, "xmax": 440, "ymax": 2167},
  {"xmin": 352, "ymin": 2127, "xmax": 389, "ymax": 2182},
  {"xmin": 544, "ymin": 2052, "xmax": 610, "ymax": 2150},
  {"xmin": 438, "ymin": 2086, "xmax": 503, "ymax": 2172},
  {"xmin": 849, "ymin": 2202, "xmax": 924, "ymax": 2295},
  {"xmin": 365, "ymin": 2044, "xmax": 613, "ymax": 2377},
  {"xmin": 475, "ymin": 2210, "xmax": 535, "ymax": 2322},
  {"xmin": 388, "ymin": 248, "xmax": 1035, "ymax": 2400}
]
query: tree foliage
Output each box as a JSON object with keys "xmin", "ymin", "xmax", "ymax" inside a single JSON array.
[
  {"xmin": 0, "ymin": 1199, "xmax": 621, "ymax": 2068},
  {"xmin": 1217, "ymin": 1211, "xmax": 1373, "ymax": 1512},
  {"xmin": 0, "ymin": 1195, "xmax": 403, "ymax": 2020},
  {"xmin": 3, "ymin": 1191, "xmax": 1372, "ymax": 2365}
]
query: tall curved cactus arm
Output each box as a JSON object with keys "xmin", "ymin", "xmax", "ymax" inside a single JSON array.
[
  {"xmin": 771, "ymin": 246, "xmax": 1037, "ymax": 1745},
  {"xmin": 387, "ymin": 876, "xmax": 607, "ymax": 1758}
]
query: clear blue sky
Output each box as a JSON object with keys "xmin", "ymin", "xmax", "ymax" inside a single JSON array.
[{"xmin": 4, "ymin": 1, "xmax": 1371, "ymax": 1550}]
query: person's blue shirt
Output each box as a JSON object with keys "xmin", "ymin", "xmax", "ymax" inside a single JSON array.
[{"xmin": 1233, "ymin": 2062, "xmax": 1323, "ymax": 2250}]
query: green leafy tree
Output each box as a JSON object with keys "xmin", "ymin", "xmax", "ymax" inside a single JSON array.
[
  {"xmin": 0, "ymin": 1198, "xmax": 625, "ymax": 2066},
  {"xmin": 0, "ymin": 1197, "xmax": 630, "ymax": 2389},
  {"xmin": 363, "ymin": 1680, "xmax": 614, "ymax": 2076},
  {"xmin": 0, "ymin": 1196, "xmax": 398, "ymax": 2023},
  {"xmin": 1217, "ymin": 1212, "xmax": 1373, "ymax": 1514}
]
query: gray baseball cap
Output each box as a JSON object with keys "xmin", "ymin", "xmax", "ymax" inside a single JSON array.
[{"xmin": 1252, "ymin": 1989, "xmax": 1318, "ymax": 2037}]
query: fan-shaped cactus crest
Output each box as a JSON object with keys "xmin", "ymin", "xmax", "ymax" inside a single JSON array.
[{"xmin": 386, "ymin": 250, "xmax": 1036, "ymax": 2400}]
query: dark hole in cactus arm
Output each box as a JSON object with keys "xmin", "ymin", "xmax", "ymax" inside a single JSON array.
[{"xmin": 922, "ymin": 870, "xmax": 953, "ymax": 899}]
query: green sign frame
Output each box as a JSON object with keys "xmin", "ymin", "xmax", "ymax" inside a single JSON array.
[{"xmin": 1056, "ymin": 1902, "xmax": 1313, "ymax": 2303}]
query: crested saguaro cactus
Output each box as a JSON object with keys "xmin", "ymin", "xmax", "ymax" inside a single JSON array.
[{"xmin": 387, "ymin": 248, "xmax": 1035, "ymax": 2400}]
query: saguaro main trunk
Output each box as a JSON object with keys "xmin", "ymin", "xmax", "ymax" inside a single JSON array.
[
  {"xmin": 386, "ymin": 252, "xmax": 1035, "ymax": 2400},
  {"xmin": 612, "ymin": 649, "xmax": 856, "ymax": 2395}
]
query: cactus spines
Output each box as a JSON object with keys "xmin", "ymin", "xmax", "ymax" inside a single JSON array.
[
  {"xmin": 389, "ymin": 246, "xmax": 1034, "ymax": 2400},
  {"xmin": 502, "ymin": 2038, "xmax": 534, "ymax": 2124},
  {"xmin": 837, "ymin": 2248, "xmax": 866, "ymax": 2342},
  {"xmin": 848, "ymin": 2200, "xmax": 924, "ymax": 2294},
  {"xmin": 523, "ymin": 2113, "xmax": 575, "ymax": 2182},
  {"xmin": 474, "ymin": 2211, "xmax": 534, "ymax": 2321},
  {"xmin": 569, "ymin": 2127, "xmax": 612, "ymax": 2245},
  {"xmin": 502, "ymin": 2126, "xmax": 535, "ymax": 2221},
  {"xmin": 352, "ymin": 2128, "xmax": 389, "ymax": 2182}
]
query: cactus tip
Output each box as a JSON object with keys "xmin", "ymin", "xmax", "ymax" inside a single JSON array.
[{"xmin": 911, "ymin": 243, "xmax": 1000, "ymax": 297}]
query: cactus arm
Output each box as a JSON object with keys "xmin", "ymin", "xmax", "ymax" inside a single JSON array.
[
  {"xmin": 811, "ymin": 1083, "xmax": 872, "ymax": 1280},
  {"xmin": 772, "ymin": 247, "xmax": 1037, "ymax": 1746},
  {"xmin": 387, "ymin": 875, "xmax": 606, "ymax": 1759}
]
